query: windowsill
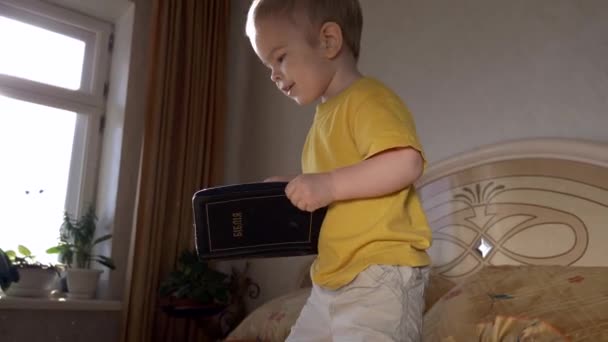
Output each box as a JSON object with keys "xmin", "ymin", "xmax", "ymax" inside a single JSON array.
[{"xmin": 0, "ymin": 293, "xmax": 122, "ymax": 311}]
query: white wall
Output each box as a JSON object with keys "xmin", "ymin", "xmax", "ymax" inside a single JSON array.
[
  {"xmin": 46, "ymin": 0, "xmax": 130, "ymax": 23},
  {"xmin": 358, "ymin": 0, "xmax": 608, "ymax": 162}
]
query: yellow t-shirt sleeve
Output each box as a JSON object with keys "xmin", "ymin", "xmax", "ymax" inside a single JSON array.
[{"xmin": 349, "ymin": 94, "xmax": 426, "ymax": 161}]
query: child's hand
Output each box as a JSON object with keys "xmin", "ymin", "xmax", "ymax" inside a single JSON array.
[
  {"xmin": 285, "ymin": 173, "xmax": 335, "ymax": 212},
  {"xmin": 264, "ymin": 175, "xmax": 296, "ymax": 182}
]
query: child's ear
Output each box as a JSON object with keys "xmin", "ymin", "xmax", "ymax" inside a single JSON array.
[{"xmin": 319, "ymin": 22, "xmax": 343, "ymax": 59}]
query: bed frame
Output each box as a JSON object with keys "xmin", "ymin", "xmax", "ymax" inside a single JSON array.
[
  {"xmin": 299, "ymin": 138, "xmax": 608, "ymax": 286},
  {"xmin": 418, "ymin": 138, "xmax": 608, "ymax": 282}
]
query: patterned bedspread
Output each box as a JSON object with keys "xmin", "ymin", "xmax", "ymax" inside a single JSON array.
[
  {"xmin": 225, "ymin": 265, "xmax": 608, "ymax": 341},
  {"xmin": 424, "ymin": 265, "xmax": 608, "ymax": 341}
]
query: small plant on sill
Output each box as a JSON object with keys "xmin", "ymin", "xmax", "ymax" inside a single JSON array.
[
  {"xmin": 46, "ymin": 204, "xmax": 115, "ymax": 299},
  {"xmin": 3, "ymin": 245, "xmax": 59, "ymax": 271},
  {"xmin": 0, "ymin": 245, "xmax": 59, "ymax": 297},
  {"xmin": 46, "ymin": 205, "xmax": 115, "ymax": 270}
]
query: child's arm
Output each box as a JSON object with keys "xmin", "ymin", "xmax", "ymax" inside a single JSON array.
[
  {"xmin": 286, "ymin": 147, "xmax": 423, "ymax": 212},
  {"xmin": 331, "ymin": 147, "xmax": 423, "ymax": 200}
]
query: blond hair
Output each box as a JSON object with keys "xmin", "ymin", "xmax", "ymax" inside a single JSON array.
[{"xmin": 246, "ymin": 0, "xmax": 363, "ymax": 60}]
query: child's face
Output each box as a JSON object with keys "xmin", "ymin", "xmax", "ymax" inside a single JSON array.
[{"xmin": 250, "ymin": 15, "xmax": 334, "ymax": 105}]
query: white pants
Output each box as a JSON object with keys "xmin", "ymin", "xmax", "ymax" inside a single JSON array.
[{"xmin": 286, "ymin": 265, "xmax": 430, "ymax": 342}]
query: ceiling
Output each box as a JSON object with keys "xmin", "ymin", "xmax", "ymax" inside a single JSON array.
[{"xmin": 44, "ymin": 0, "xmax": 131, "ymax": 23}]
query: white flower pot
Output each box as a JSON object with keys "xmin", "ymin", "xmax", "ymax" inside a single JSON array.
[
  {"xmin": 66, "ymin": 268, "xmax": 103, "ymax": 299},
  {"xmin": 5, "ymin": 267, "xmax": 57, "ymax": 298}
]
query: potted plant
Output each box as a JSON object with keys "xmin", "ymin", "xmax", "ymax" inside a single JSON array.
[
  {"xmin": 159, "ymin": 250, "xmax": 232, "ymax": 317},
  {"xmin": 47, "ymin": 205, "xmax": 115, "ymax": 299},
  {"xmin": 158, "ymin": 252, "xmax": 260, "ymax": 338},
  {"xmin": 0, "ymin": 248, "xmax": 20, "ymax": 294},
  {"xmin": 0, "ymin": 245, "xmax": 59, "ymax": 298}
]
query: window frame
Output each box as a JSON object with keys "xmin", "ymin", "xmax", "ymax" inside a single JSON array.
[{"xmin": 0, "ymin": 0, "xmax": 112, "ymax": 216}]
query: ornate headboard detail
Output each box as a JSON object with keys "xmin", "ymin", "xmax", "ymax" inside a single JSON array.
[{"xmin": 416, "ymin": 138, "xmax": 608, "ymax": 282}]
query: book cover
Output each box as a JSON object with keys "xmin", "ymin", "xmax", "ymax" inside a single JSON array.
[{"xmin": 192, "ymin": 182, "xmax": 327, "ymax": 260}]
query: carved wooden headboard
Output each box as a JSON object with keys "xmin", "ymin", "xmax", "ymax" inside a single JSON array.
[
  {"xmin": 416, "ymin": 138, "xmax": 608, "ymax": 282},
  {"xmin": 298, "ymin": 138, "xmax": 608, "ymax": 287}
]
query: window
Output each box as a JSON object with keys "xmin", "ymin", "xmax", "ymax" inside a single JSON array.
[{"xmin": 0, "ymin": 0, "xmax": 112, "ymax": 265}]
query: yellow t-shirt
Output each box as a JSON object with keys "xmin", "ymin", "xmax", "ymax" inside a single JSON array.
[{"xmin": 302, "ymin": 77, "xmax": 432, "ymax": 289}]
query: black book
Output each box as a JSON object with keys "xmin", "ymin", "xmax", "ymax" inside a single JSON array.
[{"xmin": 192, "ymin": 182, "xmax": 327, "ymax": 260}]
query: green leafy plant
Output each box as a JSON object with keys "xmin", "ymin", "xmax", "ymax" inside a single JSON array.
[
  {"xmin": 47, "ymin": 205, "xmax": 115, "ymax": 270},
  {"xmin": 159, "ymin": 250, "xmax": 231, "ymax": 305},
  {"xmin": 3, "ymin": 245, "xmax": 56, "ymax": 269},
  {"xmin": 0, "ymin": 245, "xmax": 58, "ymax": 292},
  {"xmin": 0, "ymin": 248, "xmax": 19, "ymax": 291}
]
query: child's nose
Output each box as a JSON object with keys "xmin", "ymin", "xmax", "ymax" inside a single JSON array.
[{"xmin": 270, "ymin": 68, "xmax": 281, "ymax": 82}]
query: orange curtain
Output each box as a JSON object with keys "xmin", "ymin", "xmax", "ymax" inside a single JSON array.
[{"xmin": 121, "ymin": 0, "xmax": 230, "ymax": 341}]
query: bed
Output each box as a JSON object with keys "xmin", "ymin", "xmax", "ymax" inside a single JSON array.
[{"xmin": 225, "ymin": 138, "xmax": 608, "ymax": 341}]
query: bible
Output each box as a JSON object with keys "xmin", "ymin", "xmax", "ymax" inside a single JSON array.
[{"xmin": 192, "ymin": 182, "xmax": 327, "ymax": 260}]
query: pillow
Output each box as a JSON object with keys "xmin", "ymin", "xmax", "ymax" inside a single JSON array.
[
  {"xmin": 423, "ymin": 265, "xmax": 608, "ymax": 341},
  {"xmin": 225, "ymin": 287, "xmax": 310, "ymax": 342}
]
